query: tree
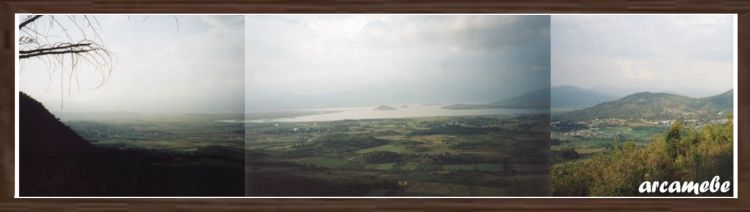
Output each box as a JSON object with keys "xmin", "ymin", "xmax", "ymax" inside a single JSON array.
[
  {"xmin": 18, "ymin": 15, "xmax": 116, "ymax": 108},
  {"xmin": 665, "ymin": 121, "xmax": 683, "ymax": 159}
]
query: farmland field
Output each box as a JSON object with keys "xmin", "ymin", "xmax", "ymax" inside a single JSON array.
[
  {"xmin": 66, "ymin": 113, "xmax": 246, "ymax": 152},
  {"xmin": 551, "ymin": 120, "xmax": 669, "ymax": 159},
  {"xmin": 62, "ymin": 112, "xmax": 550, "ymax": 196},
  {"xmin": 245, "ymin": 114, "xmax": 550, "ymax": 196},
  {"xmin": 61, "ymin": 113, "xmax": 246, "ymax": 195}
]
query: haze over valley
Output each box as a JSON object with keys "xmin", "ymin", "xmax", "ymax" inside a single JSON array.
[{"xmin": 244, "ymin": 15, "xmax": 552, "ymax": 196}]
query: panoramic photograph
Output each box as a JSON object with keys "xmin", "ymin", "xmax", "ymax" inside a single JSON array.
[
  {"xmin": 17, "ymin": 14, "xmax": 734, "ymax": 198},
  {"xmin": 18, "ymin": 15, "xmax": 245, "ymax": 196},
  {"xmin": 550, "ymin": 15, "xmax": 735, "ymax": 196},
  {"xmin": 243, "ymin": 15, "xmax": 552, "ymax": 196}
]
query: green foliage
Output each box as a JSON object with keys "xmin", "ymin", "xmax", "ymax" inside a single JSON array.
[
  {"xmin": 407, "ymin": 125, "xmax": 488, "ymax": 136},
  {"xmin": 552, "ymin": 116, "xmax": 733, "ymax": 196},
  {"xmin": 551, "ymin": 148, "xmax": 581, "ymax": 164},
  {"xmin": 665, "ymin": 121, "xmax": 682, "ymax": 159},
  {"xmin": 360, "ymin": 151, "xmax": 403, "ymax": 164},
  {"xmin": 311, "ymin": 133, "xmax": 388, "ymax": 151}
]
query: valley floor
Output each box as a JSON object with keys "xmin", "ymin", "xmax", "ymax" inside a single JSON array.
[{"xmin": 245, "ymin": 115, "xmax": 550, "ymax": 196}]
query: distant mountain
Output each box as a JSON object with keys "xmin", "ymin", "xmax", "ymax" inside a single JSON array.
[
  {"xmin": 551, "ymin": 86, "xmax": 618, "ymax": 110},
  {"xmin": 491, "ymin": 88, "xmax": 550, "ymax": 108},
  {"xmin": 443, "ymin": 88, "xmax": 549, "ymax": 109},
  {"xmin": 588, "ymin": 84, "xmax": 726, "ymax": 99},
  {"xmin": 555, "ymin": 89, "xmax": 733, "ymax": 121}
]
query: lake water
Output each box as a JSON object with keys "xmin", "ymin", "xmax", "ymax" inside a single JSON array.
[{"xmin": 243, "ymin": 104, "xmax": 547, "ymax": 123}]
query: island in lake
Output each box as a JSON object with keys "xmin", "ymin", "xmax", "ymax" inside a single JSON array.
[{"xmin": 374, "ymin": 105, "xmax": 397, "ymax": 111}]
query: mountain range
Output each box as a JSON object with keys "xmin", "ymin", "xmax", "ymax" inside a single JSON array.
[
  {"xmin": 555, "ymin": 89, "xmax": 733, "ymax": 121},
  {"xmin": 444, "ymin": 86, "xmax": 615, "ymax": 110},
  {"xmin": 443, "ymin": 88, "xmax": 550, "ymax": 110},
  {"xmin": 442, "ymin": 86, "xmax": 732, "ymax": 122}
]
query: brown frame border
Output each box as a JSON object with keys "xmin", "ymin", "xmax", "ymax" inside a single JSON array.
[{"xmin": 1, "ymin": 1, "xmax": 748, "ymax": 211}]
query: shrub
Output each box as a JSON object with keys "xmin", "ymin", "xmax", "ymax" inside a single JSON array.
[{"xmin": 552, "ymin": 116, "xmax": 733, "ymax": 196}]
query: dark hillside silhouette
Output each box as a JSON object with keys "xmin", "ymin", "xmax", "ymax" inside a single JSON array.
[{"xmin": 19, "ymin": 92, "xmax": 243, "ymax": 196}]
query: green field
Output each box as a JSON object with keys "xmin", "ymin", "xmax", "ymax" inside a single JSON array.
[
  {"xmin": 58, "ymin": 113, "xmax": 247, "ymax": 195},
  {"xmin": 65, "ymin": 113, "xmax": 550, "ymax": 196},
  {"xmin": 66, "ymin": 114, "xmax": 245, "ymax": 152},
  {"xmin": 245, "ymin": 114, "xmax": 550, "ymax": 196},
  {"xmin": 551, "ymin": 122, "xmax": 668, "ymax": 160},
  {"xmin": 294, "ymin": 157, "xmax": 349, "ymax": 168}
]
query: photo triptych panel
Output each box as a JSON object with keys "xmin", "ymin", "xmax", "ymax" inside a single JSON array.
[
  {"xmin": 18, "ymin": 15, "xmax": 246, "ymax": 196},
  {"xmin": 244, "ymin": 15, "xmax": 551, "ymax": 196},
  {"xmin": 550, "ymin": 15, "xmax": 735, "ymax": 196},
  {"xmin": 16, "ymin": 14, "xmax": 735, "ymax": 197}
]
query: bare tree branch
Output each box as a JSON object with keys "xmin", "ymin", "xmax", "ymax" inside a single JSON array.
[
  {"xmin": 19, "ymin": 15, "xmax": 42, "ymax": 30},
  {"xmin": 18, "ymin": 15, "xmax": 117, "ymax": 109},
  {"xmin": 20, "ymin": 48, "xmax": 99, "ymax": 59},
  {"xmin": 19, "ymin": 43, "xmax": 92, "ymax": 55},
  {"xmin": 19, "ymin": 15, "xmax": 177, "ymax": 109}
]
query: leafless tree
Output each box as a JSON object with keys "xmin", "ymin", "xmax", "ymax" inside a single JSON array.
[{"xmin": 18, "ymin": 15, "xmax": 116, "ymax": 108}]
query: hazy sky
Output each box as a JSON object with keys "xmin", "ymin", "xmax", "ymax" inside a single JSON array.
[
  {"xmin": 21, "ymin": 15, "xmax": 733, "ymax": 114},
  {"xmin": 551, "ymin": 15, "xmax": 734, "ymax": 98},
  {"xmin": 245, "ymin": 15, "xmax": 550, "ymax": 110},
  {"xmin": 20, "ymin": 15, "xmax": 244, "ymax": 114}
]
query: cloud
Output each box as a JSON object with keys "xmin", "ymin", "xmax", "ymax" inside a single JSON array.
[
  {"xmin": 245, "ymin": 15, "xmax": 550, "ymax": 110},
  {"xmin": 551, "ymin": 15, "xmax": 734, "ymax": 97},
  {"xmin": 21, "ymin": 15, "xmax": 245, "ymax": 113},
  {"xmin": 617, "ymin": 58, "xmax": 655, "ymax": 80}
]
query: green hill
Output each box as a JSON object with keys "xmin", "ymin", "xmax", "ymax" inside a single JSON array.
[
  {"xmin": 555, "ymin": 89, "xmax": 733, "ymax": 121},
  {"xmin": 693, "ymin": 89, "xmax": 733, "ymax": 112}
]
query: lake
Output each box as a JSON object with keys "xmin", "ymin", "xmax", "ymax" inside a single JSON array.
[{"xmin": 241, "ymin": 104, "xmax": 547, "ymax": 123}]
